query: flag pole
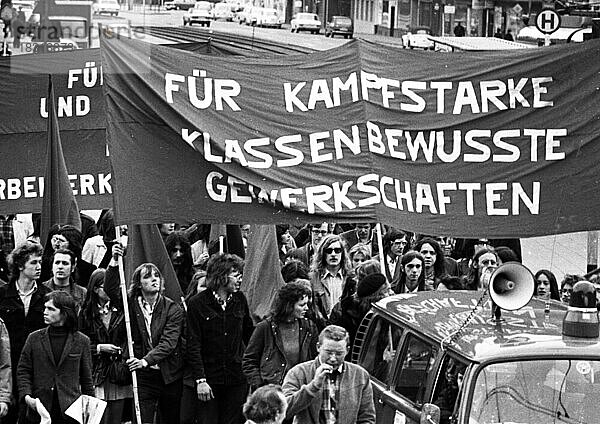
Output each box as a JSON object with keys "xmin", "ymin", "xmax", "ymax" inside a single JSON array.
[
  {"xmin": 375, "ymin": 223, "xmax": 385, "ymax": 274},
  {"xmin": 115, "ymin": 226, "xmax": 142, "ymax": 424}
]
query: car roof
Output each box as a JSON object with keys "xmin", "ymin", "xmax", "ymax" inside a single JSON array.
[{"xmin": 373, "ymin": 291, "xmax": 600, "ymax": 362}]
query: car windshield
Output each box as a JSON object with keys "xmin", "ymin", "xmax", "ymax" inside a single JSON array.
[
  {"xmin": 297, "ymin": 13, "xmax": 316, "ymax": 20},
  {"xmin": 469, "ymin": 359, "xmax": 600, "ymax": 424},
  {"xmin": 195, "ymin": 2, "xmax": 211, "ymax": 10}
]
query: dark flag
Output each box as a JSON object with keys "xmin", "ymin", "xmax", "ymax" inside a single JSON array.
[
  {"xmin": 242, "ymin": 225, "xmax": 284, "ymax": 323},
  {"xmin": 125, "ymin": 224, "xmax": 184, "ymax": 303},
  {"xmin": 40, "ymin": 75, "xmax": 82, "ymax": 245},
  {"xmin": 208, "ymin": 224, "xmax": 245, "ymax": 259}
]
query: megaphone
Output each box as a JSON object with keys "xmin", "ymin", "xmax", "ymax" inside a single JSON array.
[{"xmin": 486, "ymin": 262, "xmax": 535, "ymax": 311}]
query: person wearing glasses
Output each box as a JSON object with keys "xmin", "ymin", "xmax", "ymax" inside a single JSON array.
[
  {"xmin": 462, "ymin": 247, "xmax": 500, "ymax": 291},
  {"xmin": 373, "ymin": 228, "xmax": 409, "ymax": 292},
  {"xmin": 310, "ymin": 235, "xmax": 355, "ymax": 320},
  {"xmin": 287, "ymin": 223, "xmax": 330, "ymax": 269},
  {"xmin": 185, "ymin": 253, "xmax": 254, "ymax": 424},
  {"xmin": 282, "ymin": 325, "xmax": 375, "ymax": 424}
]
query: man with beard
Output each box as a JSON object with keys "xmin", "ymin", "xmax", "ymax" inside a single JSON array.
[
  {"xmin": 165, "ymin": 232, "xmax": 194, "ymax": 293},
  {"xmin": 282, "ymin": 325, "xmax": 375, "ymax": 424}
]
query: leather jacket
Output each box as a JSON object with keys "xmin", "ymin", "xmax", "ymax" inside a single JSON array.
[{"xmin": 242, "ymin": 317, "xmax": 318, "ymax": 387}]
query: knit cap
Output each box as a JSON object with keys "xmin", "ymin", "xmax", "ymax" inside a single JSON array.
[{"xmin": 357, "ymin": 273, "xmax": 387, "ymax": 298}]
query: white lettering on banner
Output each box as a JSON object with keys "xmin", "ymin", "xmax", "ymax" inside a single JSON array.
[
  {"xmin": 0, "ymin": 174, "xmax": 112, "ymax": 200},
  {"xmin": 164, "ymin": 71, "xmax": 241, "ymax": 111},
  {"xmin": 282, "ymin": 74, "xmax": 553, "ymax": 114},
  {"xmin": 39, "ymin": 95, "xmax": 91, "ymax": 118},
  {"xmin": 204, "ymin": 171, "xmax": 541, "ymax": 216},
  {"xmin": 183, "ymin": 124, "xmax": 567, "ymax": 169}
]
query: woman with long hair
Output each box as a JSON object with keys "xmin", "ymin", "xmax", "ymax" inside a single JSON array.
[
  {"xmin": 79, "ymin": 268, "xmax": 132, "ymax": 424},
  {"xmin": 414, "ymin": 237, "xmax": 446, "ymax": 290},
  {"xmin": 534, "ymin": 269, "xmax": 560, "ymax": 301},
  {"xmin": 243, "ymin": 282, "xmax": 318, "ymax": 389},
  {"xmin": 18, "ymin": 291, "xmax": 94, "ymax": 424}
]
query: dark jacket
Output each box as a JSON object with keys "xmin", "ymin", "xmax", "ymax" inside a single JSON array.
[
  {"xmin": 328, "ymin": 296, "xmax": 370, "ymax": 355},
  {"xmin": 42, "ymin": 279, "xmax": 87, "ymax": 313},
  {"xmin": 78, "ymin": 302, "xmax": 127, "ymax": 387},
  {"xmin": 17, "ymin": 328, "xmax": 94, "ymax": 415},
  {"xmin": 105, "ymin": 266, "xmax": 184, "ymax": 384},
  {"xmin": 186, "ymin": 289, "xmax": 254, "ymax": 385},
  {"xmin": 0, "ymin": 281, "xmax": 52, "ymax": 398},
  {"xmin": 373, "ymin": 253, "xmax": 403, "ymax": 290},
  {"xmin": 242, "ymin": 317, "xmax": 317, "ymax": 387}
]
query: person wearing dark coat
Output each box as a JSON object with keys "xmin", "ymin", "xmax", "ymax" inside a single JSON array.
[
  {"xmin": 0, "ymin": 242, "xmax": 52, "ymax": 424},
  {"xmin": 329, "ymin": 273, "xmax": 391, "ymax": 356},
  {"xmin": 17, "ymin": 291, "xmax": 94, "ymax": 424},
  {"xmin": 185, "ymin": 253, "xmax": 254, "ymax": 424},
  {"xmin": 107, "ymin": 244, "xmax": 184, "ymax": 424},
  {"xmin": 243, "ymin": 283, "xmax": 318, "ymax": 389},
  {"xmin": 79, "ymin": 268, "xmax": 131, "ymax": 424}
]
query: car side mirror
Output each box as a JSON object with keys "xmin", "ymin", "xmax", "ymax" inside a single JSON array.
[{"xmin": 420, "ymin": 403, "xmax": 440, "ymax": 424}]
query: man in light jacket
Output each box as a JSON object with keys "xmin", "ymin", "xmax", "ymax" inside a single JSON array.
[{"xmin": 282, "ymin": 325, "xmax": 375, "ymax": 424}]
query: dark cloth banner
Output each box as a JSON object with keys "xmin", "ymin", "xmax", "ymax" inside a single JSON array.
[
  {"xmin": 125, "ymin": 223, "xmax": 184, "ymax": 303},
  {"xmin": 40, "ymin": 76, "xmax": 82, "ymax": 244},
  {"xmin": 242, "ymin": 225, "xmax": 284, "ymax": 323},
  {"xmin": 0, "ymin": 49, "xmax": 111, "ymax": 214},
  {"xmin": 101, "ymin": 37, "xmax": 600, "ymax": 237}
]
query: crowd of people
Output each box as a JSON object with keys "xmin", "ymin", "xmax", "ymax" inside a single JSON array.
[{"xmin": 0, "ymin": 214, "xmax": 597, "ymax": 424}]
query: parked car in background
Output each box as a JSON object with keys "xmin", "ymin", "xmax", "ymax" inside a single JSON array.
[
  {"xmin": 325, "ymin": 15, "xmax": 353, "ymax": 38},
  {"xmin": 246, "ymin": 6, "xmax": 261, "ymax": 26},
  {"xmin": 164, "ymin": 0, "xmax": 195, "ymax": 10},
  {"xmin": 213, "ymin": 2, "xmax": 234, "ymax": 21},
  {"xmin": 256, "ymin": 7, "xmax": 283, "ymax": 28},
  {"xmin": 402, "ymin": 26, "xmax": 434, "ymax": 49},
  {"xmin": 290, "ymin": 12, "xmax": 321, "ymax": 34},
  {"xmin": 92, "ymin": 0, "xmax": 120, "ymax": 16},
  {"xmin": 183, "ymin": 1, "xmax": 213, "ymax": 26}
]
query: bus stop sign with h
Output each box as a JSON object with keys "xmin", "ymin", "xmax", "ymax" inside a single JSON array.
[{"xmin": 536, "ymin": 9, "xmax": 561, "ymax": 45}]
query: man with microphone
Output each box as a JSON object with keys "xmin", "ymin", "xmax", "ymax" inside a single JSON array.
[{"xmin": 282, "ymin": 325, "xmax": 375, "ymax": 424}]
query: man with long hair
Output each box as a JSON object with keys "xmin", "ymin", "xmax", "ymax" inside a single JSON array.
[
  {"xmin": 107, "ymin": 244, "xmax": 184, "ymax": 424},
  {"xmin": 18, "ymin": 291, "xmax": 94, "ymax": 424},
  {"xmin": 310, "ymin": 235, "xmax": 354, "ymax": 321},
  {"xmin": 185, "ymin": 253, "xmax": 254, "ymax": 424},
  {"xmin": 165, "ymin": 231, "xmax": 194, "ymax": 293}
]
